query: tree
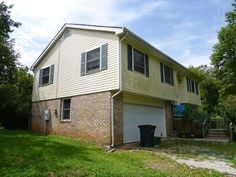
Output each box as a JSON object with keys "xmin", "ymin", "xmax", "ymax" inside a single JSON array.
[
  {"xmin": 0, "ymin": 2, "xmax": 20, "ymax": 85},
  {"xmin": 211, "ymin": 0, "xmax": 236, "ymax": 96},
  {"xmin": 189, "ymin": 65, "xmax": 220, "ymax": 114},
  {"xmin": 0, "ymin": 2, "xmax": 33, "ymax": 129},
  {"xmin": 0, "ymin": 67, "xmax": 33, "ymax": 129}
]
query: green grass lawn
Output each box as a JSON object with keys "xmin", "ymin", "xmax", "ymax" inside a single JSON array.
[{"xmin": 0, "ymin": 130, "xmax": 229, "ymax": 177}]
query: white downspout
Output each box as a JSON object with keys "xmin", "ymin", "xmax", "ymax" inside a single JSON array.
[{"xmin": 111, "ymin": 31, "xmax": 128, "ymax": 148}]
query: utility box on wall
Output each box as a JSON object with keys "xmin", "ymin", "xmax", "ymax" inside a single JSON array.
[{"xmin": 44, "ymin": 110, "xmax": 51, "ymax": 121}]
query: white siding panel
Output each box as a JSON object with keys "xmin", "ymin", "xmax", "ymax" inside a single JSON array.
[
  {"xmin": 32, "ymin": 29, "xmax": 119, "ymax": 101},
  {"xmin": 57, "ymin": 29, "xmax": 119, "ymax": 98},
  {"xmin": 121, "ymin": 41, "xmax": 178, "ymax": 101},
  {"xmin": 32, "ymin": 42, "xmax": 60, "ymax": 101}
]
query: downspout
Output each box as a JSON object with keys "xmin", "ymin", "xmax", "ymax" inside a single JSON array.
[
  {"xmin": 55, "ymin": 38, "xmax": 62, "ymax": 98},
  {"xmin": 110, "ymin": 31, "xmax": 128, "ymax": 148}
]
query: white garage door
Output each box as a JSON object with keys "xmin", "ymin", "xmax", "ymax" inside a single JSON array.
[{"xmin": 123, "ymin": 103, "xmax": 166, "ymax": 143}]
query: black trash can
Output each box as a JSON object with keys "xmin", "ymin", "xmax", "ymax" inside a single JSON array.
[{"xmin": 138, "ymin": 125, "xmax": 156, "ymax": 147}]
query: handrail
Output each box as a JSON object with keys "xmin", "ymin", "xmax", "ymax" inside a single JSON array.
[
  {"xmin": 202, "ymin": 118, "xmax": 208, "ymax": 138},
  {"xmin": 229, "ymin": 122, "xmax": 233, "ymax": 142}
]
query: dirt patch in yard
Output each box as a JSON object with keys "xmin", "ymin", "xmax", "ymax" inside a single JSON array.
[{"xmin": 169, "ymin": 155, "xmax": 236, "ymax": 176}]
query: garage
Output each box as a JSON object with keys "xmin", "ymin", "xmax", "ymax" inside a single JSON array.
[{"xmin": 123, "ymin": 103, "xmax": 166, "ymax": 143}]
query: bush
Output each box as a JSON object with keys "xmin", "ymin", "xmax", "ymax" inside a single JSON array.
[{"xmin": 216, "ymin": 96, "xmax": 236, "ymax": 125}]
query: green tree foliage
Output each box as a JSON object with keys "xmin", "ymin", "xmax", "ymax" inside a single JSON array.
[
  {"xmin": 211, "ymin": 0, "xmax": 236, "ymax": 96},
  {"xmin": 0, "ymin": 2, "xmax": 20, "ymax": 84},
  {"xmin": 189, "ymin": 65, "xmax": 220, "ymax": 114},
  {"xmin": 217, "ymin": 96, "xmax": 236, "ymax": 124},
  {"xmin": 0, "ymin": 2, "xmax": 32, "ymax": 129}
]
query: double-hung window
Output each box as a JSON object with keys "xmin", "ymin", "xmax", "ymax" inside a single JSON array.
[
  {"xmin": 187, "ymin": 77, "xmax": 199, "ymax": 95},
  {"xmin": 160, "ymin": 63, "xmax": 174, "ymax": 85},
  {"xmin": 127, "ymin": 44, "xmax": 149, "ymax": 77},
  {"xmin": 81, "ymin": 43, "xmax": 108, "ymax": 75},
  {"xmin": 61, "ymin": 98, "xmax": 71, "ymax": 120},
  {"xmin": 86, "ymin": 47, "xmax": 100, "ymax": 72},
  {"xmin": 39, "ymin": 64, "xmax": 54, "ymax": 86}
]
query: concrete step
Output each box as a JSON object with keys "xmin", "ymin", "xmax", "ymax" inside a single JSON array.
[
  {"xmin": 207, "ymin": 134, "xmax": 229, "ymax": 138},
  {"xmin": 207, "ymin": 129, "xmax": 229, "ymax": 138}
]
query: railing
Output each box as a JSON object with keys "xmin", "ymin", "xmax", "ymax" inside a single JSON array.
[
  {"xmin": 202, "ymin": 118, "xmax": 208, "ymax": 138},
  {"xmin": 208, "ymin": 117, "xmax": 228, "ymax": 129},
  {"xmin": 229, "ymin": 122, "xmax": 234, "ymax": 142},
  {"xmin": 190, "ymin": 108, "xmax": 209, "ymax": 138}
]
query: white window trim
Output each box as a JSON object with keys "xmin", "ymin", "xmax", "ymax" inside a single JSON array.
[
  {"xmin": 162, "ymin": 64, "xmax": 173, "ymax": 86},
  {"xmin": 99, "ymin": 46, "xmax": 102, "ymax": 70},
  {"xmin": 40, "ymin": 65, "xmax": 52, "ymax": 86},
  {"xmin": 85, "ymin": 45, "xmax": 102, "ymax": 73},
  {"xmin": 60, "ymin": 98, "xmax": 71, "ymax": 122},
  {"xmin": 187, "ymin": 77, "xmax": 198, "ymax": 95},
  {"xmin": 131, "ymin": 47, "xmax": 146, "ymax": 75}
]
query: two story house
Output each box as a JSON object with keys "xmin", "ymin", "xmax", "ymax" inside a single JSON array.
[{"xmin": 31, "ymin": 24, "xmax": 201, "ymax": 146}]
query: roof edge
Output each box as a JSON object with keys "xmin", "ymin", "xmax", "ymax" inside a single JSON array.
[
  {"xmin": 121, "ymin": 28, "xmax": 202, "ymax": 81},
  {"xmin": 30, "ymin": 23, "xmax": 124, "ymax": 70}
]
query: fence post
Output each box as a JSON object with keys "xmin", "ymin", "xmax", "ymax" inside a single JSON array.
[{"xmin": 229, "ymin": 122, "xmax": 233, "ymax": 142}]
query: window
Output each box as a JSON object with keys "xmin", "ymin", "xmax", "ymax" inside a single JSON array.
[
  {"xmin": 39, "ymin": 65, "xmax": 54, "ymax": 86},
  {"xmin": 160, "ymin": 63, "xmax": 174, "ymax": 85},
  {"xmin": 195, "ymin": 83, "xmax": 199, "ymax": 95},
  {"xmin": 133, "ymin": 48, "xmax": 145, "ymax": 74},
  {"xmin": 187, "ymin": 77, "xmax": 199, "ymax": 95},
  {"xmin": 42, "ymin": 67, "xmax": 50, "ymax": 85},
  {"xmin": 127, "ymin": 45, "xmax": 149, "ymax": 77},
  {"xmin": 87, "ymin": 47, "xmax": 100, "ymax": 72},
  {"xmin": 81, "ymin": 43, "xmax": 108, "ymax": 76},
  {"xmin": 61, "ymin": 99, "xmax": 71, "ymax": 120}
]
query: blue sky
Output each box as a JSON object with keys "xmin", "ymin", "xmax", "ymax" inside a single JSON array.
[{"xmin": 5, "ymin": 0, "xmax": 233, "ymax": 67}]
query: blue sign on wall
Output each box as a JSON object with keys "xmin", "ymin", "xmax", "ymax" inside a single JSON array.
[{"xmin": 174, "ymin": 104, "xmax": 185, "ymax": 118}]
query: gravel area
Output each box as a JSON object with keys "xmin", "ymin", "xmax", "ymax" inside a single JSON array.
[
  {"xmin": 168, "ymin": 155, "xmax": 236, "ymax": 176},
  {"xmin": 176, "ymin": 158, "xmax": 236, "ymax": 176}
]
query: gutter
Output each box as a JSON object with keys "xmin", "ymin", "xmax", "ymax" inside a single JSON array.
[
  {"xmin": 110, "ymin": 31, "xmax": 128, "ymax": 148},
  {"xmin": 123, "ymin": 28, "xmax": 201, "ymax": 82}
]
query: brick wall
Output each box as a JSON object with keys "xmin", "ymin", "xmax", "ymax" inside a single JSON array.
[
  {"xmin": 113, "ymin": 92, "xmax": 123, "ymax": 145},
  {"xmin": 165, "ymin": 101, "xmax": 173, "ymax": 136},
  {"xmin": 32, "ymin": 91, "xmax": 112, "ymax": 144}
]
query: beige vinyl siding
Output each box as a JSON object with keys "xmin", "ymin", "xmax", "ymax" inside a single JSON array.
[
  {"xmin": 32, "ymin": 29, "xmax": 119, "ymax": 101},
  {"xmin": 176, "ymin": 75, "xmax": 188, "ymax": 103},
  {"xmin": 122, "ymin": 41, "xmax": 178, "ymax": 101},
  {"xmin": 123, "ymin": 92, "xmax": 165, "ymax": 107},
  {"xmin": 121, "ymin": 40, "xmax": 201, "ymax": 105},
  {"xmin": 182, "ymin": 77, "xmax": 201, "ymax": 105},
  {"xmin": 32, "ymin": 42, "xmax": 59, "ymax": 101}
]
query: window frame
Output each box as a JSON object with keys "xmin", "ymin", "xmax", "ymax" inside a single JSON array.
[
  {"xmin": 161, "ymin": 63, "xmax": 174, "ymax": 86},
  {"xmin": 132, "ymin": 48, "xmax": 146, "ymax": 75},
  {"xmin": 39, "ymin": 65, "xmax": 54, "ymax": 86},
  {"xmin": 61, "ymin": 98, "xmax": 71, "ymax": 121},
  {"xmin": 85, "ymin": 46, "xmax": 101, "ymax": 73},
  {"xmin": 42, "ymin": 66, "xmax": 50, "ymax": 85},
  {"xmin": 187, "ymin": 77, "xmax": 199, "ymax": 95}
]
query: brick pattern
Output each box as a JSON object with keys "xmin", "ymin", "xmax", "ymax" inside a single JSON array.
[
  {"xmin": 32, "ymin": 91, "xmax": 111, "ymax": 144},
  {"xmin": 165, "ymin": 101, "xmax": 173, "ymax": 136},
  {"xmin": 113, "ymin": 92, "xmax": 123, "ymax": 145}
]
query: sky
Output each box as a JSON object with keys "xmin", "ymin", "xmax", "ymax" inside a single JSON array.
[{"xmin": 5, "ymin": 0, "xmax": 234, "ymax": 68}]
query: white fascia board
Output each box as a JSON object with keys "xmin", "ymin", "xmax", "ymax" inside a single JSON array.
[
  {"xmin": 30, "ymin": 24, "xmax": 124, "ymax": 70},
  {"xmin": 66, "ymin": 24, "xmax": 124, "ymax": 34}
]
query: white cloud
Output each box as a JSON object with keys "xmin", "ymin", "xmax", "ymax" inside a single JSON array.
[
  {"xmin": 149, "ymin": 20, "xmax": 217, "ymax": 67},
  {"xmin": 5, "ymin": 0, "xmax": 169, "ymax": 67},
  {"xmin": 180, "ymin": 49, "xmax": 211, "ymax": 67}
]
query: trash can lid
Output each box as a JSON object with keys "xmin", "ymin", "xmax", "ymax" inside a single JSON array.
[{"xmin": 138, "ymin": 125, "xmax": 156, "ymax": 128}]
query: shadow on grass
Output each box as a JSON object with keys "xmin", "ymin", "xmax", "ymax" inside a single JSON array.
[{"xmin": 0, "ymin": 130, "xmax": 95, "ymax": 176}]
